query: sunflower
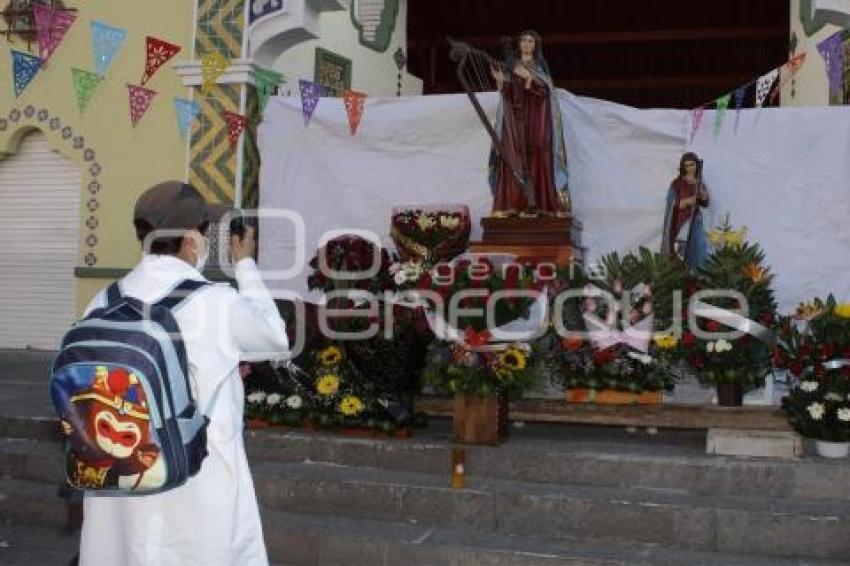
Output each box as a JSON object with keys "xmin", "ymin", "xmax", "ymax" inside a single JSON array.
[
  {"xmin": 338, "ymin": 395, "xmax": 364, "ymax": 416},
  {"xmin": 319, "ymin": 345, "xmax": 343, "ymax": 367},
  {"xmin": 653, "ymin": 333, "xmax": 678, "ymax": 349},
  {"xmin": 316, "ymin": 374, "xmax": 340, "ymax": 396},
  {"xmin": 835, "ymin": 303, "xmax": 850, "ymax": 319},
  {"xmin": 499, "ymin": 348, "xmax": 527, "ymax": 371}
]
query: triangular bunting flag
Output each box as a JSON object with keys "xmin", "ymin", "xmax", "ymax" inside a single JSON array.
[
  {"xmin": 733, "ymin": 85, "xmax": 747, "ymax": 132},
  {"xmin": 32, "ymin": 3, "xmax": 77, "ymax": 64},
  {"xmin": 787, "ymin": 52, "xmax": 807, "ymax": 75},
  {"xmin": 200, "ymin": 52, "xmax": 229, "ymax": 94},
  {"xmin": 755, "ymin": 69, "xmax": 779, "ymax": 108},
  {"xmin": 140, "ymin": 36, "xmax": 181, "ymax": 85},
  {"xmin": 299, "ymin": 79, "xmax": 324, "ymax": 127},
  {"xmin": 174, "ymin": 97, "xmax": 201, "ymax": 139},
  {"xmin": 127, "ymin": 84, "xmax": 157, "ymax": 127},
  {"xmin": 689, "ymin": 107, "xmax": 705, "ymax": 144},
  {"xmin": 713, "ymin": 94, "xmax": 731, "ymax": 137},
  {"xmin": 71, "ymin": 68, "xmax": 104, "ymax": 113},
  {"xmin": 342, "ymin": 89, "xmax": 367, "ymax": 135},
  {"xmin": 770, "ymin": 53, "xmax": 809, "ymax": 105},
  {"xmin": 11, "ymin": 50, "xmax": 43, "ymax": 98},
  {"xmin": 818, "ymin": 31, "xmax": 845, "ymax": 97},
  {"xmin": 91, "ymin": 21, "xmax": 127, "ymax": 77},
  {"xmin": 254, "ymin": 66, "xmax": 284, "ymax": 115},
  {"xmin": 223, "ymin": 111, "xmax": 249, "ymax": 149}
]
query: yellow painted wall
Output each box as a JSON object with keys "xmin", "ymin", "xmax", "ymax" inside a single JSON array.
[{"xmin": 0, "ymin": 0, "xmax": 194, "ymax": 313}]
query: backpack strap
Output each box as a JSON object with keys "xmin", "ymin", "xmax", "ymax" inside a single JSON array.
[
  {"xmin": 106, "ymin": 281, "xmax": 122, "ymax": 305},
  {"xmin": 155, "ymin": 279, "xmax": 210, "ymax": 312}
]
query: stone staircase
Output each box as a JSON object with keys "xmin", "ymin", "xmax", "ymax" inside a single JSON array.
[{"xmin": 5, "ymin": 410, "xmax": 850, "ymax": 565}]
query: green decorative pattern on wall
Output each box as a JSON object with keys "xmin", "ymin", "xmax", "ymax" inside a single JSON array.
[
  {"xmin": 350, "ymin": 0, "xmax": 398, "ymax": 53},
  {"xmin": 189, "ymin": 84, "xmax": 241, "ymax": 205},
  {"xmin": 195, "ymin": 0, "xmax": 244, "ymax": 58},
  {"xmin": 243, "ymin": 85, "xmax": 261, "ymax": 208}
]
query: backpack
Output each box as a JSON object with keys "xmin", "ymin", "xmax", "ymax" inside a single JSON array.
[{"xmin": 50, "ymin": 279, "xmax": 218, "ymax": 495}]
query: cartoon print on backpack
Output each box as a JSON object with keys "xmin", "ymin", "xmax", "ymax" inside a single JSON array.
[{"xmin": 60, "ymin": 366, "xmax": 166, "ymax": 491}]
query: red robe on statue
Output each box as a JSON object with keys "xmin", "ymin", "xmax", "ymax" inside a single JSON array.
[{"xmin": 492, "ymin": 75, "xmax": 563, "ymax": 214}]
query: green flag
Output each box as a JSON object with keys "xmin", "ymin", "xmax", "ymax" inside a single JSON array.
[
  {"xmin": 72, "ymin": 67, "xmax": 104, "ymax": 113},
  {"xmin": 714, "ymin": 93, "xmax": 731, "ymax": 137},
  {"xmin": 254, "ymin": 66, "xmax": 284, "ymax": 115}
]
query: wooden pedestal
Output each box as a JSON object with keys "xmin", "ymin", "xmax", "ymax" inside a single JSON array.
[
  {"xmin": 453, "ymin": 394, "xmax": 508, "ymax": 445},
  {"xmin": 468, "ymin": 215, "xmax": 582, "ymax": 266}
]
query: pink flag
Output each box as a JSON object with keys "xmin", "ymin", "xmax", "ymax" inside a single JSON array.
[
  {"xmin": 127, "ymin": 84, "xmax": 157, "ymax": 127},
  {"xmin": 689, "ymin": 107, "xmax": 705, "ymax": 144},
  {"xmin": 32, "ymin": 3, "xmax": 77, "ymax": 64}
]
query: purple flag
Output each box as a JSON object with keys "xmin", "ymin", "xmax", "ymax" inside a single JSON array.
[
  {"xmin": 299, "ymin": 79, "xmax": 324, "ymax": 127},
  {"xmin": 817, "ymin": 31, "xmax": 845, "ymax": 98}
]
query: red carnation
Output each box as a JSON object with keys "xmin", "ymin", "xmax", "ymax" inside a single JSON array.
[
  {"xmin": 705, "ymin": 320, "xmax": 721, "ymax": 332},
  {"xmin": 682, "ymin": 331, "xmax": 696, "ymax": 346}
]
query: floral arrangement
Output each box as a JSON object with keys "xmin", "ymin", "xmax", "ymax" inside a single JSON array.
[
  {"xmin": 778, "ymin": 296, "xmax": 850, "ymax": 442},
  {"xmin": 390, "ymin": 205, "xmax": 471, "ymax": 264},
  {"xmin": 548, "ymin": 248, "xmax": 686, "ymax": 394},
  {"xmin": 680, "ymin": 219, "xmax": 778, "ymax": 391},
  {"xmin": 423, "ymin": 334, "xmax": 542, "ymax": 399},
  {"xmin": 245, "ymin": 344, "xmax": 423, "ymax": 435}
]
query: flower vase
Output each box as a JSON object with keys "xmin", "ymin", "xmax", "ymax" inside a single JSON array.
[
  {"xmin": 814, "ymin": 440, "xmax": 850, "ymax": 459},
  {"xmin": 453, "ymin": 393, "xmax": 508, "ymax": 445},
  {"xmin": 716, "ymin": 383, "xmax": 743, "ymax": 407}
]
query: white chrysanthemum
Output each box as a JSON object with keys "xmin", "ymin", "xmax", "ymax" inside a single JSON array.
[
  {"xmin": 388, "ymin": 262, "xmax": 402, "ymax": 274},
  {"xmin": 393, "ymin": 270, "xmax": 407, "ymax": 285},
  {"xmin": 247, "ymin": 391, "xmax": 267, "ymax": 404},
  {"xmin": 807, "ymin": 402, "xmax": 825, "ymax": 421},
  {"xmin": 800, "ymin": 381, "xmax": 819, "ymax": 393},
  {"xmin": 715, "ymin": 339, "xmax": 732, "ymax": 352},
  {"xmin": 286, "ymin": 395, "xmax": 303, "ymax": 409},
  {"xmin": 266, "ymin": 393, "xmax": 282, "ymax": 406},
  {"xmin": 440, "ymin": 215, "xmax": 460, "ymax": 229},
  {"xmin": 837, "ymin": 408, "xmax": 850, "ymax": 422},
  {"xmin": 627, "ymin": 351, "xmax": 653, "ymax": 365},
  {"xmin": 403, "ymin": 261, "xmax": 423, "ymax": 280},
  {"xmin": 416, "ymin": 214, "xmax": 436, "ymax": 231},
  {"xmin": 707, "ymin": 341, "xmax": 716, "ymax": 353},
  {"xmin": 825, "ymin": 392, "xmax": 844, "ymax": 402}
]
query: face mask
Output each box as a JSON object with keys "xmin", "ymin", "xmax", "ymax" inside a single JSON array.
[{"xmin": 194, "ymin": 236, "xmax": 209, "ymax": 272}]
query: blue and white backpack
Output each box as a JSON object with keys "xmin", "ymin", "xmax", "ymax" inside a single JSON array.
[{"xmin": 50, "ymin": 279, "xmax": 217, "ymax": 495}]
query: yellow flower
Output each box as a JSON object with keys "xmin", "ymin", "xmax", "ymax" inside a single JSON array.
[
  {"xmin": 707, "ymin": 229, "xmax": 725, "ymax": 247},
  {"xmin": 499, "ymin": 348, "xmax": 527, "ymax": 371},
  {"xmin": 724, "ymin": 227, "xmax": 747, "ymax": 248},
  {"xmin": 742, "ymin": 262, "xmax": 766, "ymax": 283},
  {"xmin": 316, "ymin": 374, "xmax": 340, "ymax": 396},
  {"xmin": 835, "ymin": 303, "xmax": 850, "ymax": 319},
  {"xmin": 338, "ymin": 395, "xmax": 364, "ymax": 416},
  {"xmin": 653, "ymin": 333, "xmax": 678, "ymax": 349},
  {"xmin": 319, "ymin": 345, "xmax": 343, "ymax": 367}
]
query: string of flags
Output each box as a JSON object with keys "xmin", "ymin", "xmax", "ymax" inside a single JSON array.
[{"xmin": 689, "ymin": 52, "xmax": 808, "ymax": 143}]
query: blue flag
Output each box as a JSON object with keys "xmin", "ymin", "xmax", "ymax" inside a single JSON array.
[
  {"xmin": 174, "ymin": 97, "xmax": 201, "ymax": 139},
  {"xmin": 91, "ymin": 21, "xmax": 127, "ymax": 77},
  {"xmin": 11, "ymin": 50, "xmax": 43, "ymax": 98}
]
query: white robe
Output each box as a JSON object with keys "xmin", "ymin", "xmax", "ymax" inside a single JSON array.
[{"xmin": 79, "ymin": 255, "xmax": 288, "ymax": 566}]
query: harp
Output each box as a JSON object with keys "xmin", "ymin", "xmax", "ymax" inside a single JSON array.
[{"xmin": 448, "ymin": 37, "xmax": 534, "ymax": 205}]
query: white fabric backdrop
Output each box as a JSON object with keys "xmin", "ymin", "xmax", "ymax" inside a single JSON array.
[{"xmin": 258, "ymin": 91, "xmax": 850, "ymax": 311}]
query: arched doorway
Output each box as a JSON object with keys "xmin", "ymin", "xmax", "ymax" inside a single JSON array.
[{"xmin": 0, "ymin": 130, "xmax": 80, "ymax": 350}]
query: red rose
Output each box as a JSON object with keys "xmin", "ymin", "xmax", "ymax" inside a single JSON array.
[
  {"xmin": 705, "ymin": 320, "xmax": 721, "ymax": 332},
  {"xmin": 682, "ymin": 331, "xmax": 696, "ymax": 346},
  {"xmin": 789, "ymin": 361, "xmax": 804, "ymax": 377},
  {"xmin": 593, "ymin": 348, "xmax": 616, "ymax": 366},
  {"xmin": 798, "ymin": 342, "xmax": 813, "ymax": 357}
]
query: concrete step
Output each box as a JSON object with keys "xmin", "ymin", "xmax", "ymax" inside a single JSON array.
[
  {"xmin": 250, "ymin": 459, "xmax": 850, "ymax": 561},
  {"xmin": 0, "ymin": 477, "xmax": 68, "ymax": 529},
  {"xmin": 247, "ymin": 423, "xmax": 850, "ymax": 503},
  {"xmin": 260, "ymin": 508, "xmax": 843, "ymax": 566},
  {"xmin": 0, "ymin": 415, "xmax": 60, "ymax": 442},
  {"xmin": 0, "ymin": 437, "xmax": 63, "ymax": 483},
  {"xmin": 0, "ymin": 524, "xmax": 79, "ymax": 566}
]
